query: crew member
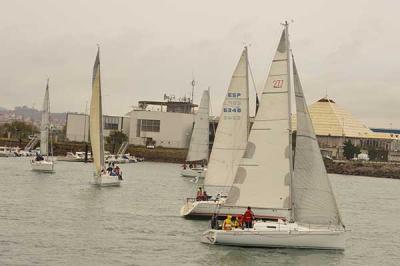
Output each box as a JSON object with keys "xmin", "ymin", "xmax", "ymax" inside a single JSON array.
[
  {"xmin": 196, "ymin": 187, "xmax": 204, "ymax": 201},
  {"xmin": 222, "ymin": 215, "xmax": 233, "ymax": 231},
  {"xmin": 243, "ymin": 206, "xmax": 255, "ymax": 229}
]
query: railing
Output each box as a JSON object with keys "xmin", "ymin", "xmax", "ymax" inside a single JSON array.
[
  {"xmin": 116, "ymin": 141, "xmax": 129, "ymax": 156},
  {"xmin": 24, "ymin": 135, "xmax": 39, "ymax": 151}
]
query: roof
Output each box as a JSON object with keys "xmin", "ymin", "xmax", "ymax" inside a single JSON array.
[{"xmin": 292, "ymin": 97, "xmax": 373, "ymax": 138}]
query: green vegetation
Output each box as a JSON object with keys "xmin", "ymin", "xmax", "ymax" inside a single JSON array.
[
  {"xmin": 106, "ymin": 131, "xmax": 128, "ymax": 153},
  {"xmin": 0, "ymin": 121, "xmax": 39, "ymax": 139},
  {"xmin": 343, "ymin": 140, "xmax": 361, "ymax": 160}
]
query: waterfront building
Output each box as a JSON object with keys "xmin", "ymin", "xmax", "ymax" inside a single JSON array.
[
  {"xmin": 292, "ymin": 97, "xmax": 400, "ymax": 161},
  {"xmin": 128, "ymin": 99, "xmax": 197, "ymax": 149},
  {"xmin": 65, "ymin": 113, "xmax": 130, "ymax": 142}
]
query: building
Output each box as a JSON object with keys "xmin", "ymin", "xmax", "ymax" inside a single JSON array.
[
  {"xmin": 292, "ymin": 97, "xmax": 400, "ymax": 161},
  {"xmin": 65, "ymin": 113, "xmax": 130, "ymax": 142},
  {"xmin": 128, "ymin": 99, "xmax": 197, "ymax": 149}
]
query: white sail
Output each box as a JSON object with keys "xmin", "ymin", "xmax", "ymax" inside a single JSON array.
[
  {"xmin": 226, "ymin": 30, "xmax": 291, "ymax": 210},
  {"xmin": 90, "ymin": 49, "xmax": 105, "ymax": 175},
  {"xmin": 186, "ymin": 90, "xmax": 210, "ymax": 162},
  {"xmin": 204, "ymin": 48, "xmax": 249, "ymax": 189},
  {"xmin": 292, "ymin": 56, "xmax": 343, "ymax": 226},
  {"xmin": 40, "ymin": 80, "xmax": 50, "ymax": 156}
]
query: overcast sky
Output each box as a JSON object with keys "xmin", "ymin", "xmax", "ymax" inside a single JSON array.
[{"xmin": 1, "ymin": 0, "xmax": 399, "ymax": 128}]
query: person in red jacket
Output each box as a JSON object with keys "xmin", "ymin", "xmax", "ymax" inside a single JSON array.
[{"xmin": 243, "ymin": 206, "xmax": 255, "ymax": 229}]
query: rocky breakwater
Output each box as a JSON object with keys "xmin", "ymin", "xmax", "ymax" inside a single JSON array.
[{"xmin": 325, "ymin": 159, "xmax": 400, "ymax": 179}]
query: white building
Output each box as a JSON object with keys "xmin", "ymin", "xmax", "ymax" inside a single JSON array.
[
  {"xmin": 128, "ymin": 100, "xmax": 197, "ymax": 149},
  {"xmin": 66, "ymin": 113, "xmax": 130, "ymax": 142}
]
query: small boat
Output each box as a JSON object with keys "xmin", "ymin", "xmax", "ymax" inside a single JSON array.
[
  {"xmin": 201, "ymin": 22, "xmax": 346, "ymax": 250},
  {"xmin": 89, "ymin": 48, "xmax": 121, "ymax": 187},
  {"xmin": 180, "ymin": 47, "xmax": 250, "ymax": 218},
  {"xmin": 0, "ymin": 146, "xmax": 16, "ymax": 157},
  {"xmin": 31, "ymin": 79, "xmax": 55, "ymax": 173},
  {"xmin": 180, "ymin": 90, "xmax": 210, "ymax": 178},
  {"xmin": 58, "ymin": 151, "xmax": 93, "ymax": 162}
]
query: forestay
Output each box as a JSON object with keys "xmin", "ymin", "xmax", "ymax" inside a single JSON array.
[
  {"xmin": 40, "ymin": 80, "xmax": 50, "ymax": 156},
  {"xmin": 186, "ymin": 90, "xmax": 210, "ymax": 162},
  {"xmin": 292, "ymin": 56, "xmax": 343, "ymax": 226},
  {"xmin": 204, "ymin": 48, "xmax": 249, "ymax": 189},
  {"xmin": 226, "ymin": 30, "xmax": 291, "ymax": 211},
  {"xmin": 90, "ymin": 49, "xmax": 105, "ymax": 175}
]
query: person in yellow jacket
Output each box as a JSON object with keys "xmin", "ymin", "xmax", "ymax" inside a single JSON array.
[{"xmin": 222, "ymin": 215, "xmax": 233, "ymax": 230}]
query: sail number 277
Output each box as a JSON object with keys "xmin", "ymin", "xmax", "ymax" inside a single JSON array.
[{"xmin": 273, "ymin": 80, "xmax": 284, "ymax": 88}]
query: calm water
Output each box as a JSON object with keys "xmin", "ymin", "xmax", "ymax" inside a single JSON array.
[{"xmin": 0, "ymin": 158, "xmax": 399, "ymax": 266}]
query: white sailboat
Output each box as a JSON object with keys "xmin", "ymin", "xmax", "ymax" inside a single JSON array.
[
  {"xmin": 180, "ymin": 47, "xmax": 251, "ymax": 218},
  {"xmin": 181, "ymin": 90, "xmax": 210, "ymax": 178},
  {"xmin": 90, "ymin": 48, "xmax": 121, "ymax": 187},
  {"xmin": 201, "ymin": 23, "xmax": 346, "ymax": 250},
  {"xmin": 31, "ymin": 79, "xmax": 55, "ymax": 172}
]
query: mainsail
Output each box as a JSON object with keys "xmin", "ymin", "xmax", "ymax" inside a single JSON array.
[
  {"xmin": 40, "ymin": 80, "xmax": 50, "ymax": 156},
  {"xmin": 226, "ymin": 30, "xmax": 291, "ymax": 210},
  {"xmin": 186, "ymin": 90, "xmax": 210, "ymax": 162},
  {"xmin": 90, "ymin": 49, "xmax": 105, "ymax": 175},
  {"xmin": 204, "ymin": 48, "xmax": 249, "ymax": 189},
  {"xmin": 292, "ymin": 56, "xmax": 343, "ymax": 226}
]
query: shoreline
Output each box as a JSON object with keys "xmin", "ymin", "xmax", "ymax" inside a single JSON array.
[{"xmin": 2, "ymin": 138, "xmax": 400, "ymax": 179}]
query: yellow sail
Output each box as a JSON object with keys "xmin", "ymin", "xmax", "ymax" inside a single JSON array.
[{"xmin": 90, "ymin": 49, "xmax": 104, "ymax": 175}]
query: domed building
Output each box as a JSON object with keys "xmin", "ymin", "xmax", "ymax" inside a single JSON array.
[{"xmin": 293, "ymin": 97, "xmax": 400, "ymax": 161}]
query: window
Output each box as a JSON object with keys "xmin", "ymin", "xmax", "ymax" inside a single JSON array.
[
  {"xmin": 104, "ymin": 116, "xmax": 119, "ymax": 130},
  {"xmin": 141, "ymin": 119, "xmax": 160, "ymax": 132}
]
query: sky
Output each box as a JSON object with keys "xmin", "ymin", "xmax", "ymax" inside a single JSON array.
[{"xmin": 0, "ymin": 0, "xmax": 399, "ymax": 128}]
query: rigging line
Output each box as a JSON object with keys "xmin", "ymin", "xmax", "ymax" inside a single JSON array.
[{"xmin": 247, "ymin": 58, "xmax": 258, "ymax": 94}]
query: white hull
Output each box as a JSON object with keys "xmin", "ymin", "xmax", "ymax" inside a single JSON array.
[
  {"xmin": 31, "ymin": 160, "xmax": 55, "ymax": 172},
  {"xmin": 180, "ymin": 167, "xmax": 206, "ymax": 178},
  {"xmin": 180, "ymin": 200, "xmax": 289, "ymax": 220},
  {"xmin": 92, "ymin": 173, "xmax": 121, "ymax": 187},
  {"xmin": 201, "ymin": 221, "xmax": 346, "ymax": 250}
]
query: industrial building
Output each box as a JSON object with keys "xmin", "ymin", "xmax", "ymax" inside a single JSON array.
[
  {"xmin": 128, "ymin": 99, "xmax": 197, "ymax": 149},
  {"xmin": 65, "ymin": 113, "xmax": 130, "ymax": 142}
]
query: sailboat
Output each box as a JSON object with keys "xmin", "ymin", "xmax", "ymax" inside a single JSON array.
[
  {"xmin": 181, "ymin": 90, "xmax": 210, "ymax": 178},
  {"xmin": 201, "ymin": 23, "xmax": 346, "ymax": 250},
  {"xmin": 90, "ymin": 48, "xmax": 121, "ymax": 187},
  {"xmin": 31, "ymin": 79, "xmax": 55, "ymax": 172},
  {"xmin": 181, "ymin": 47, "xmax": 253, "ymax": 218}
]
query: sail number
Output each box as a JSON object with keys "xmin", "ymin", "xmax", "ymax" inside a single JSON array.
[
  {"xmin": 273, "ymin": 80, "xmax": 284, "ymax": 88},
  {"xmin": 224, "ymin": 107, "xmax": 241, "ymax": 113},
  {"xmin": 228, "ymin": 92, "xmax": 241, "ymax": 98}
]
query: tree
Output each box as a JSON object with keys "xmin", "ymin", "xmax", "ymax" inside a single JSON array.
[
  {"xmin": 0, "ymin": 121, "xmax": 39, "ymax": 139},
  {"xmin": 343, "ymin": 140, "xmax": 361, "ymax": 160},
  {"xmin": 105, "ymin": 131, "xmax": 128, "ymax": 153}
]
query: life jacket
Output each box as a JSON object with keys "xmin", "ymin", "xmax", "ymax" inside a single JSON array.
[
  {"xmin": 243, "ymin": 210, "xmax": 254, "ymax": 222},
  {"xmin": 223, "ymin": 218, "xmax": 232, "ymax": 230}
]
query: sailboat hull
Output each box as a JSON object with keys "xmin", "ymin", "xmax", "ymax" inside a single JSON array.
[
  {"xmin": 201, "ymin": 222, "xmax": 346, "ymax": 250},
  {"xmin": 180, "ymin": 167, "xmax": 206, "ymax": 178},
  {"xmin": 31, "ymin": 160, "xmax": 55, "ymax": 173},
  {"xmin": 92, "ymin": 173, "xmax": 121, "ymax": 187},
  {"xmin": 180, "ymin": 200, "xmax": 289, "ymax": 220}
]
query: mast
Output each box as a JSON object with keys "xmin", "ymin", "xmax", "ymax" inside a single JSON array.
[
  {"xmin": 284, "ymin": 21, "xmax": 295, "ymax": 221},
  {"xmin": 244, "ymin": 46, "xmax": 250, "ymax": 137}
]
